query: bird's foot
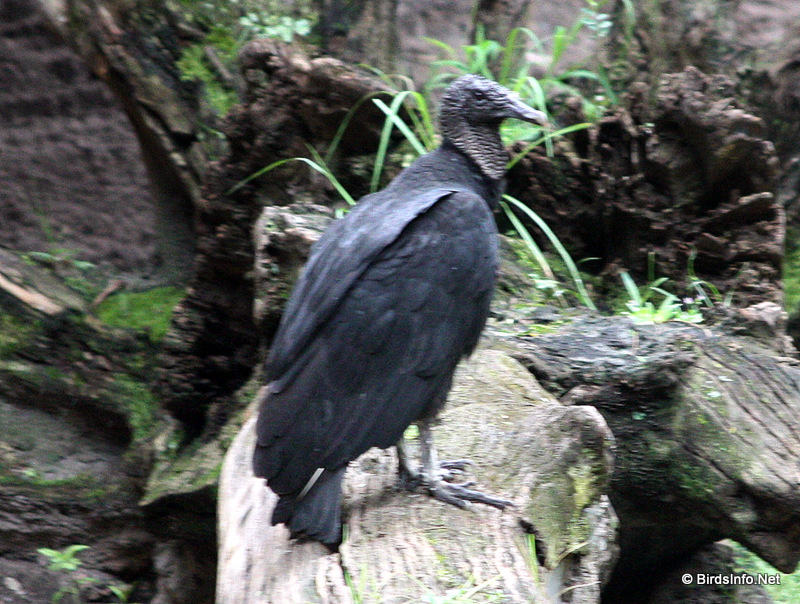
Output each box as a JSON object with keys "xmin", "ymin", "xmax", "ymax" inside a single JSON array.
[
  {"xmin": 398, "ymin": 457, "xmax": 470, "ymax": 486},
  {"xmin": 399, "ymin": 461, "xmax": 513, "ymax": 511},
  {"xmin": 395, "ymin": 426, "xmax": 513, "ymax": 511},
  {"xmin": 426, "ymin": 479, "xmax": 513, "ymax": 510},
  {"xmin": 438, "ymin": 458, "xmax": 472, "ymax": 483}
]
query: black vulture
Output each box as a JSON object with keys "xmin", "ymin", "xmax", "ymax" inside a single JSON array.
[{"xmin": 253, "ymin": 74, "xmax": 547, "ymax": 548}]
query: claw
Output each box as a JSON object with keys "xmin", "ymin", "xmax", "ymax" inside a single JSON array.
[
  {"xmin": 440, "ymin": 459, "xmax": 472, "ymax": 471},
  {"xmin": 429, "ymin": 482, "xmax": 514, "ymax": 510},
  {"xmin": 395, "ymin": 422, "xmax": 513, "ymax": 511}
]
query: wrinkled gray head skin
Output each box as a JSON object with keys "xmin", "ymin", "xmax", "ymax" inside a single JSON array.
[{"xmin": 439, "ymin": 74, "xmax": 547, "ymax": 180}]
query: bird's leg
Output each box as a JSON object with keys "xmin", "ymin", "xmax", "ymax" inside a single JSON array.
[
  {"xmin": 397, "ymin": 418, "xmax": 513, "ymax": 510},
  {"xmin": 396, "ymin": 429, "xmax": 470, "ymax": 487},
  {"xmin": 396, "ymin": 435, "xmax": 415, "ymax": 483},
  {"xmin": 418, "ymin": 421, "xmax": 472, "ymax": 484}
]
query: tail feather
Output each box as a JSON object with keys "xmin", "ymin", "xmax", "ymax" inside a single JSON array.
[{"xmin": 271, "ymin": 467, "xmax": 346, "ymax": 549}]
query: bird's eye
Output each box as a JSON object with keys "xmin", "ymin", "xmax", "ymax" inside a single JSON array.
[{"xmin": 473, "ymin": 90, "xmax": 486, "ymax": 101}]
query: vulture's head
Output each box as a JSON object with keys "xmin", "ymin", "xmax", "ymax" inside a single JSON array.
[
  {"xmin": 438, "ymin": 74, "xmax": 547, "ymax": 179},
  {"xmin": 439, "ymin": 74, "xmax": 547, "ymax": 131}
]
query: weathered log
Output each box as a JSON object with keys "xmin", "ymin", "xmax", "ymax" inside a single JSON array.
[
  {"xmin": 507, "ymin": 66, "xmax": 783, "ymax": 309},
  {"xmin": 217, "ymin": 348, "xmax": 617, "ymax": 604},
  {"xmin": 511, "ymin": 314, "xmax": 800, "ymax": 602}
]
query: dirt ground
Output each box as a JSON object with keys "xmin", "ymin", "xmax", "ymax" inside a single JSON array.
[{"xmin": 0, "ymin": 0, "xmax": 188, "ymax": 286}]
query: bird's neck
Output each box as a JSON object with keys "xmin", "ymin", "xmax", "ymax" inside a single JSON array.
[{"xmin": 441, "ymin": 118, "xmax": 508, "ymax": 181}]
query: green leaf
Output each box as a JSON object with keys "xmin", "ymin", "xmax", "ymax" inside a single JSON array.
[
  {"xmin": 372, "ymin": 95, "xmax": 427, "ymax": 155},
  {"xmin": 620, "ymin": 271, "xmax": 641, "ymax": 306},
  {"xmin": 504, "ymin": 195, "xmax": 596, "ymax": 310}
]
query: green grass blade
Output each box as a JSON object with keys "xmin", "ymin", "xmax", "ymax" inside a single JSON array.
[
  {"xmin": 723, "ymin": 261, "xmax": 749, "ymax": 307},
  {"xmin": 619, "ymin": 0, "xmax": 637, "ymax": 42},
  {"xmin": 370, "ymin": 95, "xmax": 414, "ymax": 193},
  {"xmin": 560, "ymin": 67, "xmax": 619, "ymax": 105},
  {"xmin": 550, "ymin": 26, "xmax": 569, "ymax": 70},
  {"xmin": 227, "ymin": 157, "xmax": 299, "ymax": 194},
  {"xmin": 432, "ymin": 59, "xmax": 471, "ymax": 75},
  {"xmin": 499, "ymin": 27, "xmax": 522, "ymax": 85},
  {"xmin": 522, "ymin": 77, "xmax": 554, "ymax": 156},
  {"xmin": 504, "ymin": 195, "xmax": 596, "ymax": 309},
  {"xmin": 500, "ymin": 28, "xmax": 543, "ymax": 84},
  {"xmin": 400, "ymin": 90, "xmax": 437, "ymax": 151},
  {"xmin": 306, "ymin": 147, "xmax": 356, "ymax": 205},
  {"xmin": 499, "ymin": 199, "xmax": 557, "ymax": 283},
  {"xmin": 424, "ymin": 36, "xmax": 457, "ymax": 56},
  {"xmin": 372, "ymin": 95, "xmax": 427, "ymax": 155},
  {"xmin": 324, "ymin": 90, "xmax": 389, "ymax": 164},
  {"xmin": 228, "ymin": 153, "xmax": 355, "ymax": 205},
  {"xmin": 371, "ymin": 93, "xmax": 405, "ymax": 192},
  {"xmin": 500, "ymin": 198, "xmax": 567, "ymax": 308},
  {"xmin": 620, "ymin": 270, "xmax": 641, "ymax": 306},
  {"xmin": 507, "ymin": 122, "xmax": 593, "ymax": 168}
]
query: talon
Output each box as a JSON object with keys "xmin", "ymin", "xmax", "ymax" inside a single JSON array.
[
  {"xmin": 395, "ymin": 423, "xmax": 513, "ymax": 512},
  {"xmin": 426, "ymin": 480, "xmax": 513, "ymax": 510},
  {"xmin": 440, "ymin": 459, "xmax": 472, "ymax": 471}
]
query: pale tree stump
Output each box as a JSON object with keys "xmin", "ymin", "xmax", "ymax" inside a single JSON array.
[{"xmin": 217, "ymin": 348, "xmax": 617, "ymax": 604}]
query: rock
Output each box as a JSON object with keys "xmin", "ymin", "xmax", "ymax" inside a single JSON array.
[{"xmin": 252, "ymin": 203, "xmax": 335, "ymax": 340}]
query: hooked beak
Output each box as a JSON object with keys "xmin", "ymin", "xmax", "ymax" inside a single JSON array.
[{"xmin": 505, "ymin": 93, "xmax": 548, "ymax": 126}]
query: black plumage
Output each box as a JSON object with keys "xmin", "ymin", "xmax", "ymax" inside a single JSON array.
[{"xmin": 253, "ymin": 74, "xmax": 547, "ymax": 547}]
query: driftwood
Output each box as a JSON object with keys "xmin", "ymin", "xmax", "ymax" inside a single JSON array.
[
  {"xmin": 218, "ymin": 309, "xmax": 800, "ymax": 604},
  {"xmin": 217, "ymin": 348, "xmax": 617, "ymax": 604},
  {"xmin": 225, "ymin": 188, "xmax": 800, "ymax": 604},
  {"xmin": 512, "ymin": 314, "xmax": 800, "ymax": 602}
]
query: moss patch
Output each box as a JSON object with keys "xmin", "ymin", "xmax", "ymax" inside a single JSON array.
[
  {"xmin": 0, "ymin": 314, "xmax": 39, "ymax": 358},
  {"xmin": 94, "ymin": 286, "xmax": 184, "ymax": 343},
  {"xmin": 732, "ymin": 541, "xmax": 800, "ymax": 604},
  {"xmin": 783, "ymin": 228, "xmax": 800, "ymax": 312},
  {"xmin": 108, "ymin": 373, "xmax": 159, "ymax": 443},
  {"xmin": 176, "ymin": 36, "xmax": 238, "ymax": 116},
  {"xmin": 0, "ymin": 468, "xmax": 119, "ymax": 503}
]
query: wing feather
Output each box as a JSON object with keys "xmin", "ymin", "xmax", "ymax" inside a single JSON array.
[
  {"xmin": 254, "ymin": 189, "xmax": 498, "ymax": 496},
  {"xmin": 266, "ymin": 186, "xmax": 460, "ymax": 388}
]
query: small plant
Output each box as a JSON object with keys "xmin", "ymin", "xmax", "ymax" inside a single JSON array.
[
  {"xmin": 501, "ymin": 195, "xmax": 596, "ymax": 310},
  {"xmin": 108, "ymin": 582, "xmax": 139, "ymax": 604},
  {"xmin": 38, "ymin": 544, "xmax": 96, "ymax": 603},
  {"xmin": 617, "ymin": 249, "xmax": 744, "ymax": 324},
  {"xmin": 235, "ymin": 4, "xmax": 634, "ymax": 311},
  {"xmin": 421, "ymin": 574, "xmax": 503, "ymax": 603},
  {"xmin": 23, "ymin": 249, "xmax": 95, "ymax": 272},
  {"xmin": 175, "ymin": 1, "xmax": 318, "ymax": 116},
  {"xmin": 238, "ymin": 12, "xmax": 312, "ymax": 43},
  {"xmin": 176, "ymin": 42, "xmax": 239, "ymax": 116},
  {"xmin": 619, "ymin": 269, "xmax": 703, "ymax": 324},
  {"xmin": 687, "ymin": 248, "xmax": 745, "ymax": 309},
  {"xmin": 38, "ymin": 545, "xmax": 139, "ymax": 604},
  {"xmin": 425, "ymin": 0, "xmax": 625, "ymax": 123}
]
